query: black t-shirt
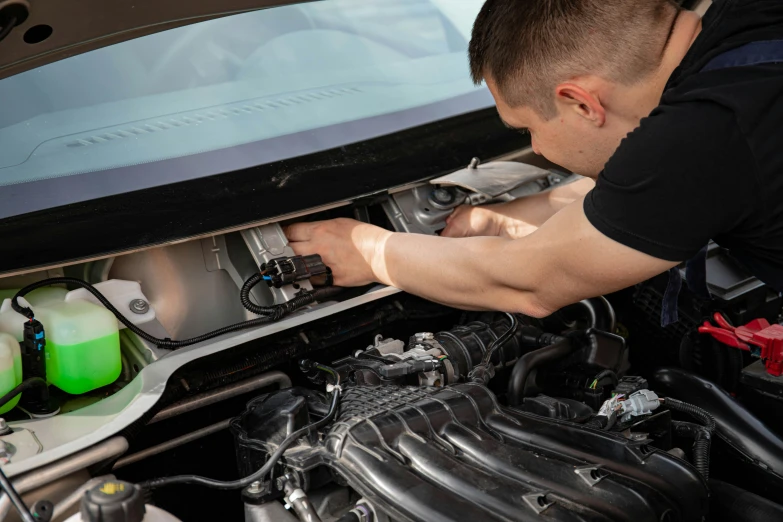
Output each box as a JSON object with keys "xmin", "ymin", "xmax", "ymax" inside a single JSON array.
[{"xmin": 584, "ymin": 0, "xmax": 783, "ymax": 291}]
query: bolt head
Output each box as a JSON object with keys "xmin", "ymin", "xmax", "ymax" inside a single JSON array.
[
  {"xmin": 431, "ymin": 188, "xmax": 453, "ymax": 204},
  {"xmin": 129, "ymin": 299, "xmax": 149, "ymax": 315}
]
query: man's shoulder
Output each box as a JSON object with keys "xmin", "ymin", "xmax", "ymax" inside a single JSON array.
[{"xmin": 603, "ymin": 101, "xmax": 743, "ymax": 184}]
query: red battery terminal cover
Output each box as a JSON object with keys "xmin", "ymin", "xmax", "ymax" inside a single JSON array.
[{"xmin": 698, "ymin": 312, "xmax": 783, "ymax": 377}]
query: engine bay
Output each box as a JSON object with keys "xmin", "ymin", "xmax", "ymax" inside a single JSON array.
[{"xmin": 0, "ymin": 157, "xmax": 781, "ymax": 522}]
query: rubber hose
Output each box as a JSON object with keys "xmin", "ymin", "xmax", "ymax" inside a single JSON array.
[
  {"xmin": 507, "ymin": 337, "xmax": 574, "ymax": 406},
  {"xmin": 709, "ymin": 479, "xmax": 783, "ymax": 522},
  {"xmin": 335, "ymin": 512, "xmax": 361, "ymax": 522},
  {"xmin": 592, "ymin": 369, "xmax": 618, "ymax": 387},
  {"xmin": 0, "ymin": 377, "xmax": 47, "ymax": 411},
  {"xmin": 561, "ymin": 297, "xmax": 616, "ymax": 332},
  {"xmin": 479, "ymin": 313, "xmax": 519, "ymax": 366}
]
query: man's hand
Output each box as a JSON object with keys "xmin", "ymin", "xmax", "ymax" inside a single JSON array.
[
  {"xmin": 442, "ymin": 204, "xmax": 538, "ymax": 238},
  {"xmin": 286, "ymin": 218, "xmax": 392, "ymax": 287},
  {"xmin": 441, "ymin": 177, "xmax": 596, "ymax": 239}
]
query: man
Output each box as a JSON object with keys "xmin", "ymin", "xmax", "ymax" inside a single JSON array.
[{"xmin": 287, "ymin": 0, "xmax": 783, "ymax": 319}]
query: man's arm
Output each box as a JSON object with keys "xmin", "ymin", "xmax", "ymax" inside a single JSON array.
[
  {"xmin": 286, "ymin": 195, "xmax": 677, "ymax": 317},
  {"xmin": 442, "ymin": 176, "xmax": 595, "ymax": 238}
]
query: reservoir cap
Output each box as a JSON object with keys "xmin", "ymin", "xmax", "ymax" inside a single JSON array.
[{"xmin": 81, "ymin": 481, "xmax": 145, "ymax": 522}]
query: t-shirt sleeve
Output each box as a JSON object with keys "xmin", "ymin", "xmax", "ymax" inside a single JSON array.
[{"xmin": 584, "ymin": 102, "xmax": 755, "ymax": 262}]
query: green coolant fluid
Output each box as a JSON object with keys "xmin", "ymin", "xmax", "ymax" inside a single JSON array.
[
  {"xmin": 45, "ymin": 332, "xmax": 121, "ymax": 395},
  {"xmin": 36, "ymin": 300, "xmax": 121, "ymax": 395},
  {"xmin": 0, "ymin": 333, "xmax": 22, "ymax": 414}
]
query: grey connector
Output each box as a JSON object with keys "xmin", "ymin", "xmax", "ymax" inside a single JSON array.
[{"xmin": 619, "ymin": 390, "xmax": 660, "ymax": 423}]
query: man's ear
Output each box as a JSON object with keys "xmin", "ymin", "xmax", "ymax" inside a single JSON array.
[{"xmin": 554, "ymin": 83, "xmax": 606, "ymax": 127}]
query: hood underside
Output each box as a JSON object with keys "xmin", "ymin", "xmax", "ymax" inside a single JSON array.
[{"xmin": 0, "ymin": 0, "xmax": 315, "ymax": 81}]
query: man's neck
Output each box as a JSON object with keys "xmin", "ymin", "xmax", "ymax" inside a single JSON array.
[{"xmin": 653, "ymin": 10, "xmax": 704, "ymax": 92}]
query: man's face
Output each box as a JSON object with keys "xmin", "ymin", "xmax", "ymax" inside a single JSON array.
[{"xmin": 486, "ymin": 77, "xmax": 632, "ymax": 178}]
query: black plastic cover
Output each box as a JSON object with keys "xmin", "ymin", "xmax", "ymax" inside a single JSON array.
[
  {"xmin": 520, "ymin": 394, "xmax": 593, "ymax": 423},
  {"xmin": 241, "ymin": 384, "xmax": 708, "ymax": 522}
]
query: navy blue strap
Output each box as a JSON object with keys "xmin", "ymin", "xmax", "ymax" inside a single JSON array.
[
  {"xmin": 661, "ymin": 267, "xmax": 683, "ymax": 327},
  {"xmin": 661, "ymin": 245, "xmax": 711, "ymax": 327},
  {"xmin": 702, "ymin": 40, "xmax": 783, "ymax": 72}
]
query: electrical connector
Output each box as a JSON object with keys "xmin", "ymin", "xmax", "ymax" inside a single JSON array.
[
  {"xmin": 262, "ymin": 255, "xmax": 333, "ymax": 288},
  {"xmin": 614, "ymin": 376, "xmax": 649, "ymax": 397},
  {"xmin": 20, "ymin": 320, "xmax": 57, "ymax": 416},
  {"xmin": 618, "ymin": 390, "xmax": 660, "ymax": 423},
  {"xmin": 21, "ymin": 319, "xmax": 46, "ymax": 379}
]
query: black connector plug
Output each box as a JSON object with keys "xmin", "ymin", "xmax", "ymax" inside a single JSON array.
[
  {"xmin": 20, "ymin": 320, "xmax": 57, "ymax": 416},
  {"xmin": 21, "ymin": 320, "xmax": 46, "ymax": 380},
  {"xmin": 262, "ymin": 255, "xmax": 332, "ymax": 288}
]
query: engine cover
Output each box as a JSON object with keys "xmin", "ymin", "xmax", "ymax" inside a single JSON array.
[{"xmin": 235, "ymin": 384, "xmax": 708, "ymax": 522}]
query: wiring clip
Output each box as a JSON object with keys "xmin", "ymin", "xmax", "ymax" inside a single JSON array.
[{"xmin": 262, "ymin": 255, "xmax": 333, "ymax": 288}]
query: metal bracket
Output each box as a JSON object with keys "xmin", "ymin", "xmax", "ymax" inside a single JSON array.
[
  {"xmin": 381, "ymin": 186, "xmax": 455, "ymax": 235},
  {"xmin": 383, "ymin": 159, "xmax": 576, "ymax": 235}
]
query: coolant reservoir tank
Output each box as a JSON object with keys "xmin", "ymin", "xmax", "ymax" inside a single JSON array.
[
  {"xmin": 0, "ymin": 333, "xmax": 21, "ymax": 414},
  {"xmin": 0, "ymin": 287, "xmax": 68, "ymax": 341},
  {"xmin": 35, "ymin": 300, "xmax": 121, "ymax": 394}
]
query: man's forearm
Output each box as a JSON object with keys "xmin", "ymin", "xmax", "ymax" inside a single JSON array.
[
  {"xmin": 288, "ymin": 194, "xmax": 676, "ymax": 318},
  {"xmin": 371, "ymin": 231, "xmax": 554, "ymax": 316},
  {"xmin": 493, "ymin": 176, "xmax": 595, "ymax": 233}
]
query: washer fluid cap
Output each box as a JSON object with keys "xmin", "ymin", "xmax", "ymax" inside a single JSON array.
[{"xmin": 81, "ymin": 481, "xmax": 145, "ymax": 522}]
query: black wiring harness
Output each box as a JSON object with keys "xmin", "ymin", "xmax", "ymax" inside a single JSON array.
[
  {"xmin": 664, "ymin": 397, "xmax": 717, "ymax": 480},
  {"xmin": 12, "ymin": 275, "xmax": 340, "ymax": 350},
  {"xmin": 140, "ymin": 361, "xmax": 341, "ymax": 492}
]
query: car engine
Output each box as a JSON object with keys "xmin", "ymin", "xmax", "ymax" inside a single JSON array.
[
  {"xmin": 0, "ymin": 163, "xmax": 781, "ymax": 522},
  {"xmin": 221, "ymin": 306, "xmax": 711, "ymax": 522}
]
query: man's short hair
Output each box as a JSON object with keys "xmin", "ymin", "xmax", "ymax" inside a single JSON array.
[{"xmin": 469, "ymin": 0, "xmax": 679, "ymax": 118}]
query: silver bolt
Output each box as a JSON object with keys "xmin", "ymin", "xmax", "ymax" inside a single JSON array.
[
  {"xmin": 414, "ymin": 332, "xmax": 434, "ymax": 342},
  {"xmin": 247, "ymin": 481, "xmax": 263, "ymax": 494},
  {"xmin": 0, "ymin": 419, "xmax": 8, "ymax": 432},
  {"xmin": 469, "ymin": 157, "xmax": 480, "ymax": 169},
  {"xmin": 129, "ymin": 299, "xmax": 149, "ymax": 315},
  {"xmin": 431, "ymin": 188, "xmax": 453, "ymax": 205}
]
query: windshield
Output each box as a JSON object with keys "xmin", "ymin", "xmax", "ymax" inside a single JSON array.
[{"xmin": 0, "ymin": 0, "xmax": 491, "ymax": 219}]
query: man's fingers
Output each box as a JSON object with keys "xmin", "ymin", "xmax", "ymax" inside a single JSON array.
[
  {"xmin": 288, "ymin": 240, "xmax": 306, "ymax": 255},
  {"xmin": 446, "ymin": 205, "xmax": 467, "ymax": 224},
  {"xmin": 285, "ymin": 222, "xmax": 317, "ymax": 242},
  {"xmin": 441, "ymin": 222, "xmax": 463, "ymax": 238}
]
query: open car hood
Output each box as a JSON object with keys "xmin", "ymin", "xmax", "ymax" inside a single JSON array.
[{"xmin": 0, "ymin": 0, "xmax": 315, "ymax": 80}]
